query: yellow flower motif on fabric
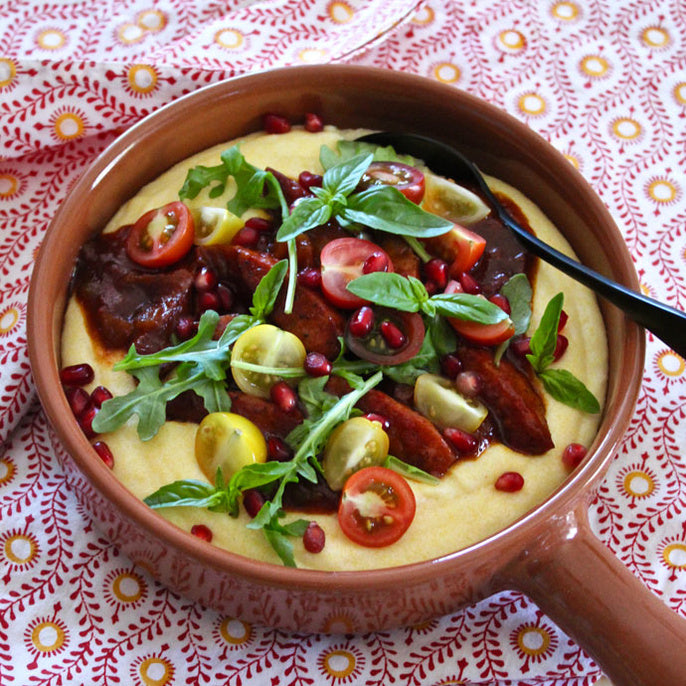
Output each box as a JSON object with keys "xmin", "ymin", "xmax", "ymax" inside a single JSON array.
[
  {"xmin": 0, "ymin": 456, "xmax": 15, "ymax": 486},
  {"xmin": 551, "ymin": 2, "xmax": 580, "ymax": 21},
  {"xmin": 127, "ymin": 65, "xmax": 159, "ymax": 96},
  {"xmin": 655, "ymin": 350, "xmax": 685, "ymax": 378},
  {"xmin": 112, "ymin": 571, "xmax": 145, "ymax": 602},
  {"xmin": 674, "ymin": 82, "xmax": 686, "ymax": 106},
  {"xmin": 610, "ymin": 117, "xmax": 642, "ymax": 142},
  {"xmin": 580, "ymin": 54, "xmax": 610, "ymax": 79},
  {"xmin": 4, "ymin": 532, "xmax": 39, "ymax": 565},
  {"xmin": 328, "ymin": 1, "xmax": 354, "ymax": 24},
  {"xmin": 432, "ymin": 62, "xmax": 461, "ymax": 84},
  {"xmin": 622, "ymin": 470, "xmax": 656, "ymax": 498},
  {"xmin": 35, "ymin": 28, "xmax": 68, "ymax": 51},
  {"xmin": 0, "ymin": 173, "xmax": 20, "ymax": 199},
  {"xmin": 116, "ymin": 22, "xmax": 146, "ymax": 45},
  {"xmin": 563, "ymin": 153, "xmax": 580, "ymax": 170},
  {"xmin": 641, "ymin": 26, "xmax": 671, "ymax": 49},
  {"xmin": 298, "ymin": 47, "xmax": 329, "ymax": 63},
  {"xmin": 516, "ymin": 625, "xmax": 551, "ymax": 656},
  {"xmin": 0, "ymin": 58, "xmax": 16, "ymax": 89},
  {"xmin": 130, "ymin": 655, "xmax": 175, "ymax": 686},
  {"xmin": 218, "ymin": 616, "xmax": 252, "ymax": 645},
  {"xmin": 51, "ymin": 108, "xmax": 87, "ymax": 141},
  {"xmin": 661, "ymin": 542, "xmax": 686, "ymax": 571},
  {"xmin": 412, "ymin": 5, "xmax": 435, "ymax": 25},
  {"xmin": 646, "ymin": 177, "xmax": 679, "ymax": 205},
  {"xmin": 136, "ymin": 9, "xmax": 167, "ymax": 33},
  {"xmin": 0, "ymin": 305, "xmax": 20, "ymax": 334},
  {"xmin": 517, "ymin": 92, "xmax": 546, "ymax": 117},
  {"xmin": 319, "ymin": 648, "xmax": 358, "ymax": 680},
  {"xmin": 213, "ymin": 28, "xmax": 244, "ymax": 50},
  {"xmin": 496, "ymin": 29, "xmax": 526, "ymax": 53},
  {"xmin": 321, "ymin": 611, "xmax": 355, "ymax": 633},
  {"xmin": 29, "ymin": 620, "xmax": 69, "ymax": 654}
]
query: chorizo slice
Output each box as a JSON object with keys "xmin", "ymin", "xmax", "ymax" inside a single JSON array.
[{"xmin": 458, "ymin": 346, "xmax": 553, "ymax": 455}]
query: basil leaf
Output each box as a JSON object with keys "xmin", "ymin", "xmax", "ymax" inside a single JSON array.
[
  {"xmin": 538, "ymin": 369, "xmax": 601, "ymax": 413},
  {"xmin": 342, "ymin": 186, "xmax": 452, "ymax": 237},
  {"xmin": 250, "ymin": 259, "xmax": 288, "ymax": 318},
  {"xmin": 323, "ymin": 152, "xmax": 373, "ymax": 197},
  {"xmin": 501, "ymin": 273, "xmax": 533, "ymax": 336},
  {"xmin": 430, "ymin": 292, "xmax": 509, "ymax": 324},
  {"xmin": 528, "ymin": 292, "xmax": 564, "ymax": 372},
  {"xmin": 144, "ymin": 480, "xmax": 226, "ymax": 510},
  {"xmin": 346, "ymin": 272, "xmax": 424, "ymax": 312},
  {"xmin": 276, "ymin": 197, "xmax": 332, "ymax": 242}
]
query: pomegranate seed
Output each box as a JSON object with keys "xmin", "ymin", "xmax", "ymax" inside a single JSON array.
[
  {"xmin": 245, "ymin": 216, "xmax": 273, "ymax": 233},
  {"xmin": 303, "ymin": 521, "xmax": 326, "ymax": 553},
  {"xmin": 270, "ymin": 381, "xmax": 297, "ymax": 413},
  {"xmin": 198, "ymin": 290, "xmax": 220, "ymax": 312},
  {"xmin": 268, "ymin": 167, "xmax": 308, "ymax": 205},
  {"xmin": 553, "ymin": 334, "xmax": 569, "ymax": 361},
  {"xmin": 190, "ymin": 524, "xmax": 213, "ymax": 542},
  {"xmin": 562, "ymin": 443, "xmax": 587, "ymax": 471},
  {"xmin": 243, "ymin": 489, "xmax": 265, "ymax": 518},
  {"xmin": 380, "ymin": 320, "xmax": 407, "ymax": 349},
  {"xmin": 90, "ymin": 385, "xmax": 112, "ymax": 408},
  {"xmin": 424, "ymin": 280, "xmax": 439, "ymax": 296},
  {"xmin": 304, "ymin": 112, "xmax": 324, "ymax": 133},
  {"xmin": 298, "ymin": 171, "xmax": 323, "ymax": 190},
  {"xmin": 175, "ymin": 316, "xmax": 198, "ymax": 340},
  {"xmin": 263, "ymin": 113, "xmax": 291, "ymax": 134},
  {"xmin": 510, "ymin": 337, "xmax": 532, "ymax": 358},
  {"xmin": 495, "ymin": 471, "xmax": 524, "ymax": 492},
  {"xmin": 65, "ymin": 386, "xmax": 91, "ymax": 417},
  {"xmin": 458, "ymin": 271, "xmax": 481, "ymax": 295},
  {"xmin": 60, "ymin": 363, "xmax": 94, "ymax": 387},
  {"xmin": 440, "ymin": 353, "xmax": 462, "ymax": 380},
  {"xmin": 268, "ymin": 436, "xmax": 292, "ymax": 461},
  {"xmin": 558, "ymin": 309, "xmax": 569, "ymax": 332},
  {"xmin": 297, "ymin": 267, "xmax": 322, "ymax": 290},
  {"xmin": 232, "ymin": 226, "xmax": 259, "ymax": 248},
  {"xmin": 304, "ymin": 352, "xmax": 332, "ymax": 377},
  {"xmin": 194, "ymin": 266, "xmax": 218, "ymax": 293},
  {"xmin": 489, "ymin": 293, "xmax": 511, "ymax": 315},
  {"xmin": 364, "ymin": 413, "xmax": 390, "ymax": 431},
  {"xmin": 444, "ymin": 427, "xmax": 478, "ymax": 455},
  {"xmin": 424, "ymin": 258, "xmax": 448, "ymax": 289},
  {"xmin": 454, "ymin": 371, "xmax": 481, "ymax": 398},
  {"xmin": 216, "ymin": 283, "xmax": 234, "ymax": 312},
  {"xmin": 362, "ymin": 251, "xmax": 389, "ymax": 274},
  {"xmin": 92, "ymin": 440, "xmax": 114, "ymax": 469},
  {"xmin": 79, "ymin": 405, "xmax": 99, "ymax": 439},
  {"xmin": 348, "ymin": 306, "xmax": 375, "ymax": 338}
]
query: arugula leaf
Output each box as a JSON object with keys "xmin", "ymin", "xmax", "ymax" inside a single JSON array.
[
  {"xmin": 319, "ymin": 140, "xmax": 419, "ymax": 170},
  {"xmin": 384, "ymin": 455, "xmax": 440, "ymax": 485}
]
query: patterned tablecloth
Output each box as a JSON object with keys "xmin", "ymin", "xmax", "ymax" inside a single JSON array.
[{"xmin": 1, "ymin": 1, "xmax": 685, "ymax": 684}]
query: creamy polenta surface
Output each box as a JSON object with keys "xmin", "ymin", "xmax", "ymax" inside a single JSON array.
[{"xmin": 61, "ymin": 128, "xmax": 607, "ymax": 570}]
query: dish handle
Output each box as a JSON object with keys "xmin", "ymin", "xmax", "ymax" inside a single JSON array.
[{"xmin": 501, "ymin": 504, "xmax": 686, "ymax": 686}]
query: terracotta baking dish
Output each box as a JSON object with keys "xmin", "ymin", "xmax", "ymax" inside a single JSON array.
[{"xmin": 27, "ymin": 65, "xmax": 685, "ymax": 686}]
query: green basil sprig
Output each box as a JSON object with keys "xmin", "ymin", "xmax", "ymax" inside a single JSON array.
[
  {"xmin": 527, "ymin": 293, "xmax": 600, "ymax": 414},
  {"xmin": 92, "ymin": 261, "xmax": 288, "ymax": 440}
]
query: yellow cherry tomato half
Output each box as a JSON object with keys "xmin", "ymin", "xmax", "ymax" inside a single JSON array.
[
  {"xmin": 230, "ymin": 324, "xmax": 306, "ymax": 398},
  {"xmin": 194, "ymin": 206, "xmax": 244, "ymax": 246},
  {"xmin": 322, "ymin": 417, "xmax": 390, "ymax": 491},
  {"xmin": 195, "ymin": 412, "xmax": 267, "ymax": 481}
]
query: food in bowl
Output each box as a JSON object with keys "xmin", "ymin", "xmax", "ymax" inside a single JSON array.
[{"xmin": 59, "ymin": 118, "xmax": 607, "ymax": 570}]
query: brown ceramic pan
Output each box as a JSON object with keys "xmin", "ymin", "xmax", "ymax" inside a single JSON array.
[{"xmin": 27, "ymin": 65, "xmax": 685, "ymax": 686}]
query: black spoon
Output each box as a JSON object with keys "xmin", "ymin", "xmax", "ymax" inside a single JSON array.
[{"xmin": 358, "ymin": 131, "xmax": 686, "ymax": 358}]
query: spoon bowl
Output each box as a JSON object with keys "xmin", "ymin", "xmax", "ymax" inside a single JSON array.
[{"xmin": 359, "ymin": 131, "xmax": 686, "ymax": 356}]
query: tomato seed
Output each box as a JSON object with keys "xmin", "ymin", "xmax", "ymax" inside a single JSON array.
[
  {"xmin": 562, "ymin": 443, "xmax": 587, "ymax": 471},
  {"xmin": 297, "ymin": 266, "xmax": 322, "ymax": 290},
  {"xmin": 243, "ymin": 489, "xmax": 265, "ymax": 518},
  {"xmin": 425, "ymin": 258, "xmax": 448, "ymax": 289},
  {"xmin": 364, "ymin": 413, "xmax": 390, "ymax": 431},
  {"xmin": 194, "ymin": 266, "xmax": 218, "ymax": 293},
  {"xmin": 232, "ymin": 226, "xmax": 260, "ymax": 248},
  {"xmin": 304, "ymin": 112, "xmax": 324, "ymax": 133},
  {"xmin": 349, "ymin": 306, "xmax": 375, "ymax": 338},
  {"xmin": 65, "ymin": 386, "xmax": 91, "ymax": 417},
  {"xmin": 304, "ymin": 352, "xmax": 332, "ymax": 377},
  {"xmin": 90, "ymin": 385, "xmax": 112, "ymax": 408},
  {"xmin": 60, "ymin": 363, "xmax": 94, "ymax": 387},
  {"xmin": 270, "ymin": 381, "xmax": 297, "ymax": 413},
  {"xmin": 92, "ymin": 440, "xmax": 114, "ymax": 469},
  {"xmin": 380, "ymin": 320, "xmax": 407, "ymax": 349},
  {"xmin": 444, "ymin": 427, "xmax": 478, "ymax": 455},
  {"xmin": 191, "ymin": 524, "xmax": 213, "ymax": 542},
  {"xmin": 495, "ymin": 471, "xmax": 524, "ymax": 492},
  {"xmin": 458, "ymin": 271, "xmax": 481, "ymax": 295},
  {"xmin": 303, "ymin": 522, "xmax": 326, "ymax": 553},
  {"xmin": 298, "ymin": 171, "xmax": 323, "ymax": 190},
  {"xmin": 440, "ymin": 353, "xmax": 462, "ymax": 380},
  {"xmin": 263, "ymin": 113, "xmax": 291, "ymax": 134},
  {"xmin": 362, "ymin": 251, "xmax": 389, "ymax": 274}
]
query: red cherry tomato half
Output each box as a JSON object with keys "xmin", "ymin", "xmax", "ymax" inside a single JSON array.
[
  {"xmin": 345, "ymin": 307, "xmax": 425, "ymax": 365},
  {"xmin": 126, "ymin": 201, "xmax": 195, "ymax": 268},
  {"xmin": 338, "ymin": 466, "xmax": 416, "ymax": 548},
  {"xmin": 444, "ymin": 279, "xmax": 515, "ymax": 346},
  {"xmin": 320, "ymin": 237, "xmax": 394, "ymax": 309},
  {"xmin": 358, "ymin": 161, "xmax": 426, "ymax": 204}
]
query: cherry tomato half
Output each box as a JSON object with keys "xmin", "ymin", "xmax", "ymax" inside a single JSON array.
[
  {"xmin": 357, "ymin": 161, "xmax": 426, "ymax": 204},
  {"xmin": 338, "ymin": 466, "xmax": 416, "ymax": 548},
  {"xmin": 126, "ymin": 201, "xmax": 195, "ymax": 268},
  {"xmin": 444, "ymin": 280, "xmax": 514, "ymax": 346},
  {"xmin": 320, "ymin": 237, "xmax": 394, "ymax": 309},
  {"xmin": 345, "ymin": 306, "xmax": 425, "ymax": 365},
  {"xmin": 422, "ymin": 223, "xmax": 487, "ymax": 276}
]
